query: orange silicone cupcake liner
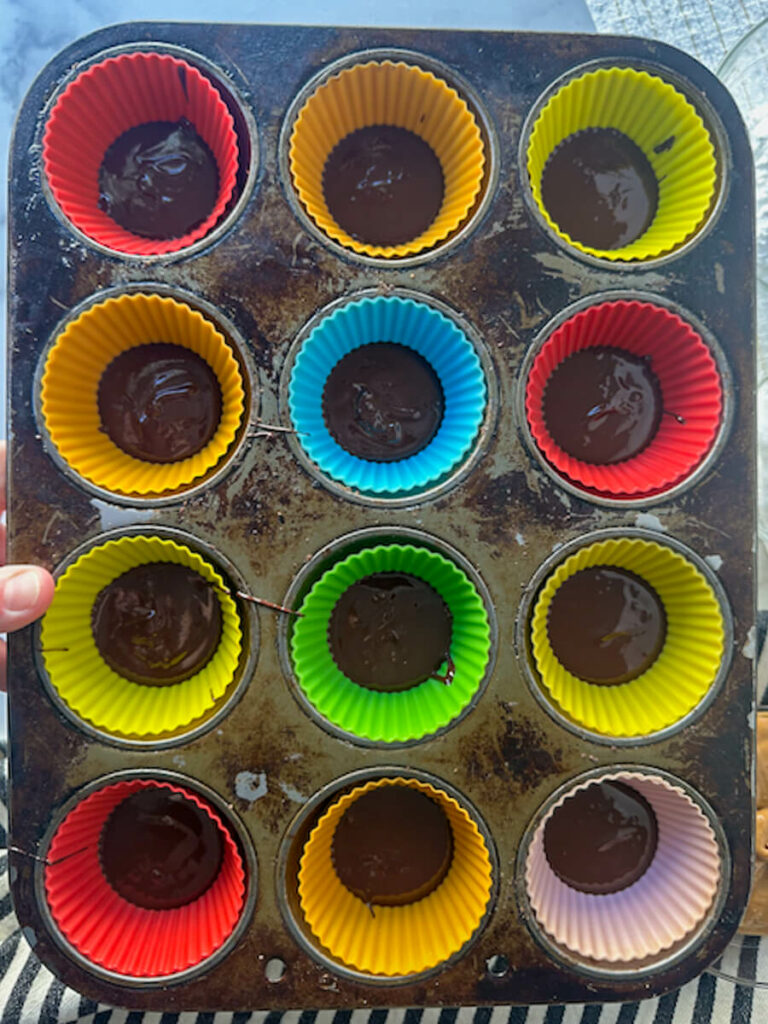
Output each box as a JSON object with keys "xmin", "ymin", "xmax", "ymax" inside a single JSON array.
[
  {"xmin": 525, "ymin": 300, "xmax": 723, "ymax": 499},
  {"xmin": 44, "ymin": 779, "xmax": 246, "ymax": 977},
  {"xmin": 43, "ymin": 52, "xmax": 239, "ymax": 255}
]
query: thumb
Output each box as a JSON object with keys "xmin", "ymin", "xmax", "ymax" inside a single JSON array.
[{"xmin": 0, "ymin": 566, "xmax": 55, "ymax": 632}]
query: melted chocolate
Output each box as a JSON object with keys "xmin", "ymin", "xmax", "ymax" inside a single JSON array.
[
  {"xmin": 322, "ymin": 343, "xmax": 444, "ymax": 461},
  {"xmin": 543, "ymin": 780, "xmax": 658, "ymax": 894},
  {"xmin": 541, "ymin": 127, "xmax": 658, "ymax": 249},
  {"xmin": 543, "ymin": 347, "xmax": 663, "ymax": 464},
  {"xmin": 323, "ymin": 125, "xmax": 444, "ymax": 246},
  {"xmin": 98, "ymin": 342, "xmax": 222, "ymax": 463},
  {"xmin": 332, "ymin": 785, "xmax": 453, "ymax": 905},
  {"xmin": 547, "ymin": 566, "xmax": 666, "ymax": 684},
  {"xmin": 100, "ymin": 788, "xmax": 224, "ymax": 909},
  {"xmin": 98, "ymin": 118, "xmax": 219, "ymax": 239},
  {"xmin": 91, "ymin": 562, "xmax": 222, "ymax": 685},
  {"xmin": 328, "ymin": 572, "xmax": 452, "ymax": 691}
]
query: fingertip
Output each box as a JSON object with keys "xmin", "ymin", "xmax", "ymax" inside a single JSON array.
[{"xmin": 0, "ymin": 566, "xmax": 56, "ymax": 632}]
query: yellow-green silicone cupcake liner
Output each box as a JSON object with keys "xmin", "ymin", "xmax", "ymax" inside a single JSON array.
[
  {"xmin": 290, "ymin": 544, "xmax": 491, "ymax": 743},
  {"xmin": 40, "ymin": 536, "xmax": 242, "ymax": 739},
  {"xmin": 526, "ymin": 67, "xmax": 717, "ymax": 260},
  {"xmin": 289, "ymin": 60, "xmax": 485, "ymax": 258},
  {"xmin": 41, "ymin": 293, "xmax": 246, "ymax": 497},
  {"xmin": 298, "ymin": 776, "xmax": 494, "ymax": 976},
  {"xmin": 529, "ymin": 537, "xmax": 724, "ymax": 737}
]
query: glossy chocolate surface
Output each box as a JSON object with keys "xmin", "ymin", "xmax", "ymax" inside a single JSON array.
[
  {"xmin": 100, "ymin": 788, "xmax": 224, "ymax": 909},
  {"xmin": 328, "ymin": 572, "xmax": 452, "ymax": 691},
  {"xmin": 98, "ymin": 118, "xmax": 219, "ymax": 239},
  {"xmin": 543, "ymin": 346, "xmax": 663, "ymax": 464},
  {"xmin": 543, "ymin": 780, "xmax": 658, "ymax": 894},
  {"xmin": 322, "ymin": 342, "xmax": 444, "ymax": 462},
  {"xmin": 332, "ymin": 785, "xmax": 453, "ymax": 905},
  {"xmin": 541, "ymin": 127, "xmax": 658, "ymax": 249},
  {"xmin": 323, "ymin": 125, "xmax": 444, "ymax": 246},
  {"xmin": 98, "ymin": 342, "xmax": 222, "ymax": 463},
  {"xmin": 91, "ymin": 562, "xmax": 223, "ymax": 685},
  {"xmin": 547, "ymin": 566, "xmax": 666, "ymax": 684}
]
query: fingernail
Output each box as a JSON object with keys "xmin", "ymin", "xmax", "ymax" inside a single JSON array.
[{"xmin": 5, "ymin": 571, "xmax": 41, "ymax": 612}]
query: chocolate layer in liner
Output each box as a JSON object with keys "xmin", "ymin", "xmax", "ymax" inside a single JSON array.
[
  {"xmin": 332, "ymin": 785, "xmax": 454, "ymax": 906},
  {"xmin": 543, "ymin": 780, "xmax": 658, "ymax": 894},
  {"xmin": 323, "ymin": 125, "xmax": 444, "ymax": 246},
  {"xmin": 322, "ymin": 342, "xmax": 444, "ymax": 462},
  {"xmin": 541, "ymin": 127, "xmax": 658, "ymax": 249},
  {"xmin": 328, "ymin": 572, "xmax": 452, "ymax": 691},
  {"xmin": 98, "ymin": 118, "xmax": 219, "ymax": 240},
  {"xmin": 542, "ymin": 347, "xmax": 663, "ymax": 465},
  {"xmin": 98, "ymin": 342, "xmax": 223, "ymax": 464},
  {"xmin": 91, "ymin": 562, "xmax": 223, "ymax": 686},
  {"xmin": 99, "ymin": 788, "xmax": 224, "ymax": 910},
  {"xmin": 546, "ymin": 566, "xmax": 666, "ymax": 684}
]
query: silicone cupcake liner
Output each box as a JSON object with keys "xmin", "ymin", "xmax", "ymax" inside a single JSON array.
[
  {"xmin": 45, "ymin": 779, "xmax": 246, "ymax": 977},
  {"xmin": 526, "ymin": 66, "xmax": 717, "ymax": 261},
  {"xmin": 40, "ymin": 536, "xmax": 242, "ymax": 739},
  {"xmin": 288, "ymin": 296, "xmax": 486, "ymax": 496},
  {"xmin": 41, "ymin": 293, "xmax": 246, "ymax": 497},
  {"xmin": 298, "ymin": 776, "xmax": 494, "ymax": 975},
  {"xmin": 289, "ymin": 60, "xmax": 485, "ymax": 258},
  {"xmin": 529, "ymin": 537, "xmax": 724, "ymax": 737},
  {"xmin": 42, "ymin": 52, "xmax": 239, "ymax": 255},
  {"xmin": 290, "ymin": 543, "xmax": 491, "ymax": 743},
  {"xmin": 525, "ymin": 771, "xmax": 721, "ymax": 963},
  {"xmin": 525, "ymin": 300, "xmax": 723, "ymax": 498}
]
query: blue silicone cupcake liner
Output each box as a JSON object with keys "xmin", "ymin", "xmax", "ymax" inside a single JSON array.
[{"xmin": 288, "ymin": 296, "xmax": 487, "ymax": 496}]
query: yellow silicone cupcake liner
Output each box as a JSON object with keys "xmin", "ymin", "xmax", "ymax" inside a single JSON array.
[
  {"xmin": 529, "ymin": 538, "xmax": 725, "ymax": 737},
  {"xmin": 289, "ymin": 60, "xmax": 485, "ymax": 258},
  {"xmin": 40, "ymin": 536, "xmax": 242, "ymax": 739},
  {"xmin": 526, "ymin": 67, "xmax": 717, "ymax": 260},
  {"xmin": 298, "ymin": 776, "xmax": 494, "ymax": 976},
  {"xmin": 41, "ymin": 293, "xmax": 246, "ymax": 497}
]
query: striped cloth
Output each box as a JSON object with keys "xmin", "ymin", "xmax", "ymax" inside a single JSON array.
[{"xmin": 0, "ymin": 753, "xmax": 765, "ymax": 1023}]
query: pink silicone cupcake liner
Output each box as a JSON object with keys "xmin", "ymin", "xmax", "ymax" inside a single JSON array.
[
  {"xmin": 525, "ymin": 300, "xmax": 723, "ymax": 499},
  {"xmin": 44, "ymin": 779, "xmax": 246, "ymax": 977},
  {"xmin": 525, "ymin": 772, "xmax": 721, "ymax": 964},
  {"xmin": 42, "ymin": 52, "xmax": 239, "ymax": 255}
]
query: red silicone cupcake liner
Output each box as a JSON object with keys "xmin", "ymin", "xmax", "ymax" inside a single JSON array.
[
  {"xmin": 44, "ymin": 779, "xmax": 246, "ymax": 978},
  {"xmin": 42, "ymin": 52, "xmax": 239, "ymax": 256},
  {"xmin": 525, "ymin": 300, "xmax": 723, "ymax": 499}
]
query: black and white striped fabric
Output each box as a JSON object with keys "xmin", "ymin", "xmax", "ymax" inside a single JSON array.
[{"xmin": 0, "ymin": 757, "xmax": 765, "ymax": 1024}]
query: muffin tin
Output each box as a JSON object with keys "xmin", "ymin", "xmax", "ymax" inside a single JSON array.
[{"xmin": 5, "ymin": 21, "xmax": 756, "ymax": 1010}]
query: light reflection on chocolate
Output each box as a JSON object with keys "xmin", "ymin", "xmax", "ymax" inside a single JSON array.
[
  {"xmin": 323, "ymin": 125, "xmax": 444, "ymax": 246},
  {"xmin": 540, "ymin": 127, "xmax": 658, "ymax": 250},
  {"xmin": 98, "ymin": 342, "xmax": 222, "ymax": 463},
  {"xmin": 98, "ymin": 118, "xmax": 219, "ymax": 239}
]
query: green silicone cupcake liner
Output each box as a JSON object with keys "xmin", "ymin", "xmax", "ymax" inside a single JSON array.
[{"xmin": 289, "ymin": 544, "xmax": 491, "ymax": 743}]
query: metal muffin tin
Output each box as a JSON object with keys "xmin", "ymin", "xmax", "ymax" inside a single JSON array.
[{"xmin": 6, "ymin": 21, "xmax": 756, "ymax": 1010}]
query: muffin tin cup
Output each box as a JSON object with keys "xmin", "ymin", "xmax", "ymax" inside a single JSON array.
[
  {"xmin": 523, "ymin": 770, "xmax": 722, "ymax": 966},
  {"xmin": 40, "ymin": 535, "xmax": 243, "ymax": 740},
  {"xmin": 43, "ymin": 778, "xmax": 247, "ymax": 978},
  {"xmin": 40, "ymin": 292, "xmax": 246, "ymax": 498},
  {"xmin": 42, "ymin": 51, "xmax": 239, "ymax": 255},
  {"xmin": 524, "ymin": 299, "xmax": 724, "ymax": 499},
  {"xmin": 526, "ymin": 65, "xmax": 717, "ymax": 261},
  {"xmin": 297, "ymin": 775, "xmax": 494, "ymax": 977},
  {"xmin": 288, "ymin": 58, "xmax": 485, "ymax": 259},
  {"xmin": 529, "ymin": 536, "xmax": 726, "ymax": 738},
  {"xmin": 287, "ymin": 294, "xmax": 487, "ymax": 497},
  {"xmin": 289, "ymin": 542, "xmax": 492, "ymax": 744}
]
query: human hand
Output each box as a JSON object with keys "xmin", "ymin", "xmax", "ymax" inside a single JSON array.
[{"xmin": 0, "ymin": 441, "xmax": 55, "ymax": 691}]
